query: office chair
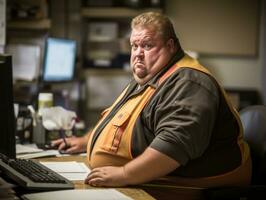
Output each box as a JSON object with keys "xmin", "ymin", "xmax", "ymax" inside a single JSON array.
[{"xmin": 205, "ymin": 105, "xmax": 266, "ymax": 199}]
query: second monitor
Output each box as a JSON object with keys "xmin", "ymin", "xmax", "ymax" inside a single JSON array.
[{"xmin": 42, "ymin": 37, "xmax": 77, "ymax": 83}]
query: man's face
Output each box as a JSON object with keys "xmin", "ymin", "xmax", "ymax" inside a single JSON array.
[{"xmin": 130, "ymin": 27, "xmax": 175, "ymax": 85}]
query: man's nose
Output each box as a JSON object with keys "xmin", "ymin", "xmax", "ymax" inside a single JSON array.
[{"xmin": 135, "ymin": 47, "xmax": 144, "ymax": 57}]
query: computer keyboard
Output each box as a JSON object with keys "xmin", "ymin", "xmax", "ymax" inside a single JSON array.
[{"xmin": 0, "ymin": 153, "xmax": 74, "ymax": 191}]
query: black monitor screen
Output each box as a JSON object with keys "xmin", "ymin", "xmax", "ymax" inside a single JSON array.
[
  {"xmin": 43, "ymin": 38, "xmax": 77, "ymax": 82},
  {"xmin": 0, "ymin": 54, "xmax": 16, "ymax": 158}
]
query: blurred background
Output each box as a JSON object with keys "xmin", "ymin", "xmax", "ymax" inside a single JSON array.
[{"xmin": 0, "ymin": 0, "xmax": 265, "ymax": 131}]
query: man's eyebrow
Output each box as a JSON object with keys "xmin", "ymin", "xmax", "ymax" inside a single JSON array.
[
  {"xmin": 142, "ymin": 36, "xmax": 153, "ymax": 41},
  {"xmin": 130, "ymin": 36, "xmax": 153, "ymax": 44},
  {"xmin": 138, "ymin": 38, "xmax": 153, "ymax": 45},
  {"xmin": 143, "ymin": 39, "xmax": 153, "ymax": 43}
]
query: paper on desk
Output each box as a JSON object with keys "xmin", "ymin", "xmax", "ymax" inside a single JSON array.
[
  {"xmin": 40, "ymin": 161, "xmax": 91, "ymax": 181},
  {"xmin": 56, "ymin": 152, "xmax": 87, "ymax": 157},
  {"xmin": 16, "ymin": 144, "xmax": 43, "ymax": 154},
  {"xmin": 60, "ymin": 172, "xmax": 89, "ymax": 181},
  {"xmin": 21, "ymin": 189, "xmax": 133, "ymax": 200},
  {"xmin": 16, "ymin": 150, "xmax": 59, "ymax": 159},
  {"xmin": 40, "ymin": 161, "xmax": 88, "ymax": 173}
]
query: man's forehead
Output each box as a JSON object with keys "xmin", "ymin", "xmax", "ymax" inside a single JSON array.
[{"xmin": 130, "ymin": 28, "xmax": 159, "ymax": 42}]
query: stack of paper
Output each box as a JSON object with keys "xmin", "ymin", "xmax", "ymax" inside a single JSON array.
[
  {"xmin": 16, "ymin": 144, "xmax": 59, "ymax": 159},
  {"xmin": 40, "ymin": 161, "xmax": 91, "ymax": 181},
  {"xmin": 16, "ymin": 144, "xmax": 43, "ymax": 154}
]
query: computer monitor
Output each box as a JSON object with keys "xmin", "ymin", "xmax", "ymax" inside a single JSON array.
[
  {"xmin": 42, "ymin": 37, "xmax": 77, "ymax": 82},
  {"xmin": 0, "ymin": 54, "xmax": 16, "ymax": 159}
]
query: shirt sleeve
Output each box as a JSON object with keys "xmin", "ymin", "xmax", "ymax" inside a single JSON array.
[{"xmin": 146, "ymin": 69, "xmax": 219, "ymax": 166}]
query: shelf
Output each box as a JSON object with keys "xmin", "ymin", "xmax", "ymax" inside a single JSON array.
[
  {"xmin": 81, "ymin": 6, "xmax": 164, "ymax": 70},
  {"xmin": 7, "ymin": 18, "xmax": 51, "ymax": 30},
  {"xmin": 81, "ymin": 7, "xmax": 163, "ymax": 18}
]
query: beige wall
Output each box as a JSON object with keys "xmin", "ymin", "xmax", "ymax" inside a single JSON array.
[
  {"xmin": 166, "ymin": 0, "xmax": 263, "ymax": 91},
  {"xmin": 199, "ymin": 56, "xmax": 262, "ymax": 90}
]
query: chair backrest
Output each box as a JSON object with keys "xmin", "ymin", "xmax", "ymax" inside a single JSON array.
[{"xmin": 240, "ymin": 105, "xmax": 266, "ymax": 185}]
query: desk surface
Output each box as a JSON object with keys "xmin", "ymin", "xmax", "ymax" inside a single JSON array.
[
  {"xmin": 38, "ymin": 155, "xmax": 155, "ymax": 200},
  {"xmin": 39, "ymin": 155, "xmax": 206, "ymax": 200}
]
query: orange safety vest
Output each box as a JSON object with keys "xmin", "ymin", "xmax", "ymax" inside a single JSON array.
[{"xmin": 87, "ymin": 54, "xmax": 251, "ymax": 186}]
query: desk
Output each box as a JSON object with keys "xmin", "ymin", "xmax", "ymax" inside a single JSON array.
[
  {"xmin": 38, "ymin": 155, "xmax": 155, "ymax": 200},
  {"xmin": 39, "ymin": 155, "xmax": 206, "ymax": 200}
]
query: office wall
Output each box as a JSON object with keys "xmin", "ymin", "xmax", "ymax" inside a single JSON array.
[
  {"xmin": 199, "ymin": 56, "xmax": 261, "ymax": 89},
  {"xmin": 166, "ymin": 0, "xmax": 264, "ymax": 102},
  {"xmin": 49, "ymin": 0, "xmax": 265, "ymax": 105}
]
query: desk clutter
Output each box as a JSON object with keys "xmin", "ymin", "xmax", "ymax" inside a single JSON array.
[{"xmin": 16, "ymin": 102, "xmax": 85, "ymax": 146}]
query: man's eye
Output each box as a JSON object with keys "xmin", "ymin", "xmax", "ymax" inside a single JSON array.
[
  {"xmin": 131, "ymin": 44, "xmax": 138, "ymax": 50},
  {"xmin": 144, "ymin": 44, "xmax": 152, "ymax": 50}
]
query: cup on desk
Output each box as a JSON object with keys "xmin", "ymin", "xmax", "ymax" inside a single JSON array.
[{"xmin": 38, "ymin": 93, "xmax": 53, "ymax": 112}]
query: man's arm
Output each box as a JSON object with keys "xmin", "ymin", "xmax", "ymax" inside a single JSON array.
[{"xmin": 85, "ymin": 147, "xmax": 180, "ymax": 187}]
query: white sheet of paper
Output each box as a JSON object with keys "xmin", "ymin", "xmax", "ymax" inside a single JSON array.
[
  {"xmin": 16, "ymin": 144, "xmax": 43, "ymax": 154},
  {"xmin": 59, "ymin": 172, "xmax": 89, "ymax": 181},
  {"xmin": 40, "ymin": 161, "xmax": 88, "ymax": 173},
  {"xmin": 16, "ymin": 150, "xmax": 59, "ymax": 159},
  {"xmin": 21, "ymin": 189, "xmax": 133, "ymax": 200},
  {"xmin": 40, "ymin": 161, "xmax": 91, "ymax": 181}
]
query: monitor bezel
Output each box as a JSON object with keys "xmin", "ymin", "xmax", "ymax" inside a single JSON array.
[{"xmin": 0, "ymin": 54, "xmax": 16, "ymax": 159}]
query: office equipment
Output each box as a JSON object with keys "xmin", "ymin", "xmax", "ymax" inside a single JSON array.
[
  {"xmin": 42, "ymin": 37, "xmax": 77, "ymax": 82},
  {"xmin": 0, "ymin": 54, "xmax": 16, "ymax": 159},
  {"xmin": 0, "ymin": 153, "xmax": 74, "ymax": 191},
  {"xmin": 21, "ymin": 189, "xmax": 133, "ymax": 200}
]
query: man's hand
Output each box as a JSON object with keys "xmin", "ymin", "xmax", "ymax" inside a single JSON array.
[
  {"xmin": 51, "ymin": 135, "xmax": 88, "ymax": 154},
  {"xmin": 84, "ymin": 148, "xmax": 179, "ymax": 187},
  {"xmin": 85, "ymin": 166, "xmax": 127, "ymax": 187}
]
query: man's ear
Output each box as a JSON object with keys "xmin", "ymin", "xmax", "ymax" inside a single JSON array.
[{"xmin": 166, "ymin": 38, "xmax": 176, "ymax": 53}]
